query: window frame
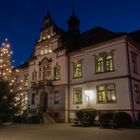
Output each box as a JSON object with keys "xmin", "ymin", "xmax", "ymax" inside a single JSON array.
[
  {"xmin": 131, "ymin": 52, "xmax": 138, "ymax": 74},
  {"xmin": 54, "ymin": 90, "xmax": 59, "ymax": 104},
  {"xmin": 54, "ymin": 64, "xmax": 61, "ymax": 80},
  {"xmin": 95, "ymin": 54, "xmax": 114, "ymax": 74},
  {"xmin": 31, "ymin": 93, "xmax": 35, "ymax": 105},
  {"xmin": 134, "ymin": 84, "xmax": 140, "ymax": 104},
  {"xmin": 73, "ymin": 61, "xmax": 83, "ymax": 79},
  {"xmin": 73, "ymin": 88, "xmax": 83, "ymax": 105},
  {"xmin": 97, "ymin": 83, "xmax": 117, "ymax": 103}
]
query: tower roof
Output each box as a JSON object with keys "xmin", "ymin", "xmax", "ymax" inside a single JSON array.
[
  {"xmin": 67, "ymin": 0, "xmax": 80, "ymax": 33},
  {"xmin": 43, "ymin": 11, "xmax": 54, "ymax": 29}
]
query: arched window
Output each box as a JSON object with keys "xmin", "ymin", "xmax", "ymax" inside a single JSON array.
[
  {"xmin": 40, "ymin": 48, "xmax": 44, "ymax": 55},
  {"xmin": 24, "ymin": 74, "xmax": 29, "ymax": 87},
  {"xmin": 96, "ymin": 57, "xmax": 104, "ymax": 73},
  {"xmin": 39, "ymin": 58, "xmax": 52, "ymax": 80},
  {"xmin": 73, "ymin": 62, "xmax": 82, "ymax": 78},
  {"xmin": 54, "ymin": 65, "xmax": 60, "ymax": 80},
  {"xmin": 105, "ymin": 55, "xmax": 113, "ymax": 72}
]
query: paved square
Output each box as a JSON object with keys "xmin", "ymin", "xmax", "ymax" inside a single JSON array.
[{"xmin": 0, "ymin": 123, "xmax": 140, "ymax": 140}]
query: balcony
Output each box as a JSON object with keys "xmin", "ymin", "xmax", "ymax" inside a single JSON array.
[{"xmin": 31, "ymin": 80, "xmax": 52, "ymax": 89}]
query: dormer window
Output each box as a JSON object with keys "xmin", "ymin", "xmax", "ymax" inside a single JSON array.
[
  {"xmin": 42, "ymin": 32, "xmax": 47, "ymax": 40},
  {"xmin": 40, "ymin": 45, "xmax": 52, "ymax": 55},
  {"xmin": 47, "ymin": 34, "xmax": 51, "ymax": 39},
  {"xmin": 40, "ymin": 48, "xmax": 44, "ymax": 55}
]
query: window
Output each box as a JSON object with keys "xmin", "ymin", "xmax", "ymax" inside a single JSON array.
[
  {"xmin": 42, "ymin": 63, "xmax": 51, "ymax": 80},
  {"xmin": 54, "ymin": 90, "xmax": 59, "ymax": 104},
  {"xmin": 40, "ymin": 45, "xmax": 52, "ymax": 55},
  {"xmin": 96, "ymin": 57, "xmax": 104, "ymax": 73},
  {"xmin": 73, "ymin": 88, "xmax": 82, "ymax": 104},
  {"xmin": 135, "ymin": 85, "xmax": 140, "ymax": 104},
  {"xmin": 39, "ymin": 67, "xmax": 42, "ymax": 80},
  {"xmin": 40, "ymin": 48, "xmax": 44, "ymax": 55},
  {"xmin": 95, "ymin": 54, "xmax": 114, "ymax": 73},
  {"xmin": 97, "ymin": 85, "xmax": 106, "ymax": 102},
  {"xmin": 24, "ymin": 74, "xmax": 29, "ymax": 87},
  {"xmin": 32, "ymin": 71, "xmax": 37, "ymax": 81},
  {"xmin": 132, "ymin": 53, "xmax": 138, "ymax": 73},
  {"xmin": 31, "ymin": 94, "xmax": 35, "ymax": 105},
  {"xmin": 105, "ymin": 55, "xmax": 113, "ymax": 72},
  {"xmin": 97, "ymin": 84, "xmax": 116, "ymax": 103},
  {"xmin": 54, "ymin": 65, "xmax": 60, "ymax": 80},
  {"xmin": 106, "ymin": 85, "xmax": 116, "ymax": 102},
  {"xmin": 39, "ymin": 58, "xmax": 52, "ymax": 80},
  {"xmin": 73, "ymin": 62, "xmax": 82, "ymax": 78}
]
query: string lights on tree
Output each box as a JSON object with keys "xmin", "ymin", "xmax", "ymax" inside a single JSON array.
[{"xmin": 0, "ymin": 39, "xmax": 26, "ymax": 122}]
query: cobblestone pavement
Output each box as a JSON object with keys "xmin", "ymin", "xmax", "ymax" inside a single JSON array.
[{"xmin": 0, "ymin": 123, "xmax": 140, "ymax": 140}]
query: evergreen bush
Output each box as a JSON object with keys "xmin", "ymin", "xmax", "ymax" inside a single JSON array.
[
  {"xmin": 113, "ymin": 112, "xmax": 132, "ymax": 128},
  {"xmin": 76, "ymin": 108, "xmax": 96, "ymax": 127}
]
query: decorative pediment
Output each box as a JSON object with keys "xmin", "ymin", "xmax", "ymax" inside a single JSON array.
[{"xmin": 38, "ymin": 57, "xmax": 52, "ymax": 65}]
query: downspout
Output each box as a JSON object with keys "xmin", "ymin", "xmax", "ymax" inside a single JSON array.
[
  {"xmin": 67, "ymin": 54, "xmax": 70, "ymax": 122},
  {"xmin": 126, "ymin": 40, "xmax": 136, "ymax": 121}
]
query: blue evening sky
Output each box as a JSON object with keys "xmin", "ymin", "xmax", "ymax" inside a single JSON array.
[{"xmin": 0, "ymin": 0, "xmax": 140, "ymax": 66}]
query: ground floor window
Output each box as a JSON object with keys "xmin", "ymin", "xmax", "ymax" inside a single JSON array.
[
  {"xmin": 73, "ymin": 88, "xmax": 82, "ymax": 104},
  {"xmin": 97, "ymin": 84, "xmax": 116, "ymax": 103},
  {"xmin": 134, "ymin": 84, "xmax": 140, "ymax": 104},
  {"xmin": 54, "ymin": 90, "xmax": 59, "ymax": 104},
  {"xmin": 31, "ymin": 93, "xmax": 35, "ymax": 105}
]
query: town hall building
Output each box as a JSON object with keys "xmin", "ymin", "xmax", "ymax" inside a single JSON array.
[{"xmin": 15, "ymin": 10, "xmax": 140, "ymax": 122}]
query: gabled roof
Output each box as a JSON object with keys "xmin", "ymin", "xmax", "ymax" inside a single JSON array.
[
  {"xmin": 67, "ymin": 26, "xmax": 126, "ymax": 52},
  {"xmin": 80, "ymin": 26, "xmax": 125, "ymax": 47},
  {"xmin": 128, "ymin": 29, "xmax": 140, "ymax": 44},
  {"xmin": 14, "ymin": 62, "xmax": 29, "ymax": 70}
]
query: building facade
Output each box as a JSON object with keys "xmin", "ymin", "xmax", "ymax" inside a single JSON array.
[{"xmin": 15, "ymin": 12, "xmax": 140, "ymax": 122}]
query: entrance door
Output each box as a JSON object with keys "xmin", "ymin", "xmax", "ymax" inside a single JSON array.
[{"xmin": 40, "ymin": 92, "xmax": 48, "ymax": 112}]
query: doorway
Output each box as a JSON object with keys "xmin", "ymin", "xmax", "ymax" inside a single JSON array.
[{"xmin": 40, "ymin": 92, "xmax": 48, "ymax": 112}]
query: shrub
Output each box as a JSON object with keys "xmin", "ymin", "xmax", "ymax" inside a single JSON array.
[
  {"xmin": 99, "ymin": 113, "xmax": 114, "ymax": 128},
  {"xmin": 22, "ymin": 112, "xmax": 43, "ymax": 124},
  {"xmin": 113, "ymin": 112, "xmax": 132, "ymax": 128},
  {"xmin": 13, "ymin": 115, "xmax": 22, "ymax": 123},
  {"xmin": 76, "ymin": 108, "xmax": 96, "ymax": 127}
]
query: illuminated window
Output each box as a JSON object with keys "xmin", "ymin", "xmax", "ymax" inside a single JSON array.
[
  {"xmin": 42, "ymin": 32, "xmax": 47, "ymax": 40},
  {"xmin": 105, "ymin": 55, "xmax": 113, "ymax": 72},
  {"xmin": 40, "ymin": 48, "xmax": 44, "ymax": 55},
  {"xmin": 39, "ymin": 58, "xmax": 52, "ymax": 81},
  {"xmin": 97, "ymin": 84, "xmax": 116, "ymax": 103},
  {"xmin": 42, "ymin": 63, "xmax": 51, "ymax": 80},
  {"xmin": 54, "ymin": 65, "xmax": 60, "ymax": 80},
  {"xmin": 96, "ymin": 57, "xmax": 104, "ymax": 73},
  {"xmin": 44, "ymin": 46, "xmax": 48, "ymax": 54},
  {"xmin": 54, "ymin": 90, "xmax": 59, "ymax": 104},
  {"xmin": 135, "ymin": 85, "xmax": 140, "ymax": 104},
  {"xmin": 47, "ymin": 34, "xmax": 51, "ymax": 39},
  {"xmin": 73, "ymin": 88, "xmax": 82, "ymax": 104},
  {"xmin": 97, "ymin": 85, "xmax": 106, "ymax": 102},
  {"xmin": 96, "ymin": 54, "xmax": 114, "ymax": 73},
  {"xmin": 24, "ymin": 74, "xmax": 29, "ymax": 87},
  {"xmin": 132, "ymin": 53, "xmax": 138, "ymax": 73},
  {"xmin": 32, "ymin": 71, "xmax": 37, "ymax": 81},
  {"xmin": 73, "ymin": 62, "xmax": 82, "ymax": 78},
  {"xmin": 106, "ymin": 85, "xmax": 116, "ymax": 102}
]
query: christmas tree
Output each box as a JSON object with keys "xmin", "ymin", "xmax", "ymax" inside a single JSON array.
[{"xmin": 0, "ymin": 39, "xmax": 21, "ymax": 123}]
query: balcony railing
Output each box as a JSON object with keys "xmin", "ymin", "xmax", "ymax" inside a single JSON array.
[{"xmin": 31, "ymin": 80, "xmax": 52, "ymax": 89}]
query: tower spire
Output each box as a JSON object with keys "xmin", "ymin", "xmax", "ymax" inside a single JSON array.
[
  {"xmin": 67, "ymin": 0, "xmax": 80, "ymax": 33},
  {"xmin": 72, "ymin": 0, "xmax": 75, "ymax": 16}
]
